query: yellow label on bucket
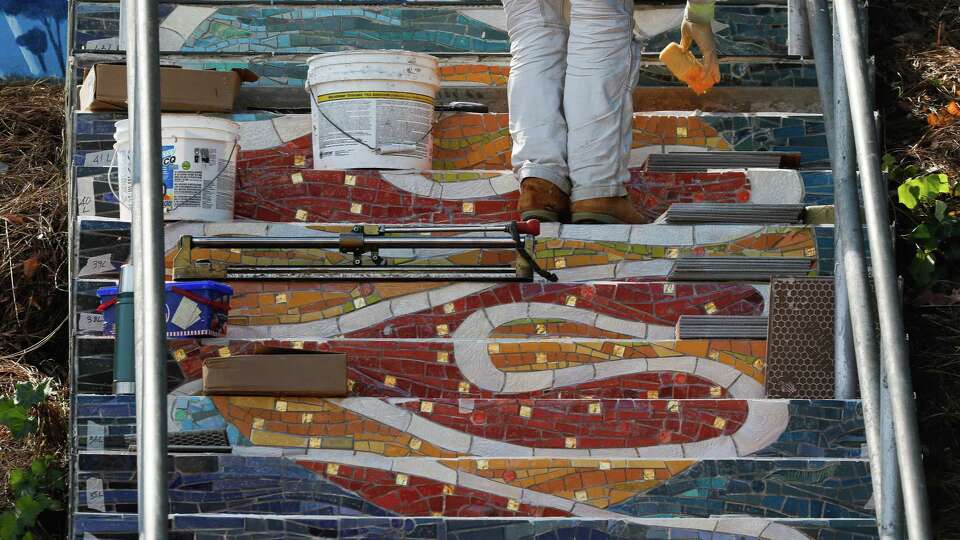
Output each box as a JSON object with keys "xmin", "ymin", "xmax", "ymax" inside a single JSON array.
[{"xmin": 315, "ymin": 91, "xmax": 435, "ymax": 105}]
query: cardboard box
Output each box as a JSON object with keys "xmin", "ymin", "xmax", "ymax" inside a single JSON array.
[
  {"xmin": 202, "ymin": 354, "xmax": 348, "ymax": 397},
  {"xmin": 79, "ymin": 63, "xmax": 258, "ymax": 113}
]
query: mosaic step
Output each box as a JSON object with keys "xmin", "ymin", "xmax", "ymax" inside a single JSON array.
[
  {"xmin": 77, "ymin": 394, "xmax": 864, "ymax": 458},
  {"xmin": 75, "ymin": 162, "xmax": 835, "ymax": 223},
  {"xmin": 74, "ymin": 111, "xmax": 831, "ymax": 171},
  {"xmin": 73, "ymin": 514, "xmax": 882, "ymax": 540},
  {"xmin": 74, "ymin": 53, "xmax": 821, "ymax": 113},
  {"xmin": 75, "ymin": 336, "xmax": 778, "ymax": 399},
  {"xmin": 75, "ymin": 3, "xmax": 790, "ymax": 57},
  {"xmin": 74, "ymin": 453, "xmax": 872, "ymax": 519},
  {"xmin": 76, "ymin": 219, "xmax": 831, "ymax": 283}
]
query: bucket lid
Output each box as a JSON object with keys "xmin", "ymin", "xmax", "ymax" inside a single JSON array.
[
  {"xmin": 307, "ymin": 50, "xmax": 439, "ymax": 68},
  {"xmin": 97, "ymin": 280, "xmax": 234, "ymax": 298},
  {"xmin": 306, "ymin": 50, "xmax": 440, "ymax": 88},
  {"xmin": 114, "ymin": 115, "xmax": 240, "ymax": 139}
]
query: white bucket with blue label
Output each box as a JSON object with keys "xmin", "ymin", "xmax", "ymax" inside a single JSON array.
[{"xmin": 113, "ymin": 114, "xmax": 240, "ymax": 221}]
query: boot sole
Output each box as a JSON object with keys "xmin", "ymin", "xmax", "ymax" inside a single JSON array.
[
  {"xmin": 521, "ymin": 209, "xmax": 562, "ymax": 223},
  {"xmin": 571, "ymin": 212, "xmax": 624, "ymax": 224}
]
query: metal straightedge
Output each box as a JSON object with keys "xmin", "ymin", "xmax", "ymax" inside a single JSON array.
[{"xmin": 172, "ymin": 220, "xmax": 558, "ymax": 282}]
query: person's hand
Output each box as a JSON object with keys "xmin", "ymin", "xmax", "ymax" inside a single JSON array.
[{"xmin": 680, "ymin": 19, "xmax": 721, "ymax": 86}]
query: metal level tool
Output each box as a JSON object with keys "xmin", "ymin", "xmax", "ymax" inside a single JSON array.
[{"xmin": 172, "ymin": 220, "xmax": 558, "ymax": 282}]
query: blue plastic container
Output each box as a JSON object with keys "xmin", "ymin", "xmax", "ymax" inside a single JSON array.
[{"xmin": 96, "ymin": 281, "xmax": 233, "ymax": 338}]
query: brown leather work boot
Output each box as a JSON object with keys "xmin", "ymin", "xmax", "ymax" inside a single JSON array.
[
  {"xmin": 571, "ymin": 196, "xmax": 647, "ymax": 224},
  {"xmin": 517, "ymin": 178, "xmax": 570, "ymax": 222}
]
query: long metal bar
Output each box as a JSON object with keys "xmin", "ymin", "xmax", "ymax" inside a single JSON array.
[
  {"xmin": 132, "ymin": 0, "xmax": 169, "ymax": 536},
  {"xmin": 787, "ymin": 0, "xmax": 812, "ymax": 56},
  {"xmin": 834, "ymin": 1, "xmax": 932, "ymax": 536},
  {"xmin": 190, "ymin": 236, "xmax": 523, "ymax": 249},
  {"xmin": 804, "ymin": 0, "xmax": 857, "ymax": 399},
  {"xmin": 830, "ymin": 5, "xmax": 886, "ymax": 533},
  {"xmin": 880, "ymin": 340, "xmax": 905, "ymax": 538}
]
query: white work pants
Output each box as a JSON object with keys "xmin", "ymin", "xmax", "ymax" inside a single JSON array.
[{"xmin": 503, "ymin": 0, "xmax": 641, "ymax": 201}]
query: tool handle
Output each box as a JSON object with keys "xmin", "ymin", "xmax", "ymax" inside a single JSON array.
[{"xmin": 515, "ymin": 219, "xmax": 541, "ymax": 236}]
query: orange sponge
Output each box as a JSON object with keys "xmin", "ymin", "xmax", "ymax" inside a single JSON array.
[{"xmin": 659, "ymin": 42, "xmax": 716, "ymax": 95}]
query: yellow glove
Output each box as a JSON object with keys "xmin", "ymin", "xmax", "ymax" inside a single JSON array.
[{"xmin": 681, "ymin": 3, "xmax": 721, "ymax": 87}]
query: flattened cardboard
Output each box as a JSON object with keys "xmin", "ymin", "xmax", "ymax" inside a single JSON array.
[
  {"xmin": 203, "ymin": 354, "xmax": 348, "ymax": 397},
  {"xmin": 79, "ymin": 64, "xmax": 257, "ymax": 113}
]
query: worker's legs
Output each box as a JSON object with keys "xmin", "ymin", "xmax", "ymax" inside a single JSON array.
[
  {"xmin": 503, "ymin": 0, "xmax": 571, "ymax": 195},
  {"xmin": 564, "ymin": 0, "xmax": 639, "ymax": 202}
]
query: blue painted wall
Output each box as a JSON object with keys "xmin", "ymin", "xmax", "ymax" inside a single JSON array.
[{"xmin": 0, "ymin": 0, "xmax": 67, "ymax": 79}]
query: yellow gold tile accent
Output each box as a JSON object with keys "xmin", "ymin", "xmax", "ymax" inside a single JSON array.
[
  {"xmin": 252, "ymin": 418, "xmax": 264, "ymax": 430},
  {"xmin": 436, "ymin": 324, "xmax": 450, "ymax": 336},
  {"xmin": 507, "ymin": 499, "xmax": 520, "ymax": 511},
  {"xmin": 709, "ymin": 350, "xmax": 720, "ymax": 360},
  {"xmin": 477, "ymin": 459, "xmax": 489, "ymax": 470},
  {"xmin": 535, "ymin": 352, "xmax": 547, "ymax": 363},
  {"xmin": 458, "ymin": 381, "xmax": 470, "ymax": 393},
  {"xmin": 293, "ymin": 155, "xmax": 306, "ymax": 167},
  {"xmin": 275, "ymin": 293, "xmax": 287, "ymax": 304},
  {"xmin": 347, "ymin": 379, "xmax": 356, "ymax": 391},
  {"xmin": 353, "ymin": 297, "xmax": 366, "ymax": 309},
  {"xmin": 420, "ymin": 401, "xmax": 434, "ymax": 413},
  {"xmin": 565, "ymin": 437, "xmax": 577, "ymax": 449},
  {"xmin": 384, "ymin": 375, "xmax": 397, "ymax": 387},
  {"xmin": 647, "ymin": 390, "xmax": 659, "ymax": 399},
  {"xmin": 613, "ymin": 345, "xmax": 626, "ymax": 358},
  {"xmin": 555, "ymin": 257, "xmax": 567, "ymax": 269},
  {"xmin": 292, "ymin": 341, "xmax": 305, "ymax": 350},
  {"xmin": 713, "ymin": 416, "xmax": 727, "ymax": 430},
  {"xmin": 436, "ymin": 351, "xmax": 449, "ymax": 364},
  {"xmin": 431, "ymin": 511, "xmax": 442, "ymax": 517},
  {"xmin": 344, "ymin": 174, "xmax": 357, "ymax": 186},
  {"xmin": 443, "ymin": 485, "xmax": 455, "ymax": 495},
  {"xmin": 409, "ymin": 438, "xmax": 422, "ymax": 450},
  {"xmin": 565, "ymin": 295, "xmax": 578, "ymax": 307},
  {"xmin": 574, "ymin": 490, "xmax": 589, "ymax": 502},
  {"xmin": 295, "ymin": 209, "xmax": 308, "ymax": 221},
  {"xmin": 487, "ymin": 343, "xmax": 500, "ymax": 354},
  {"xmin": 291, "ymin": 172, "xmax": 303, "ymax": 184},
  {"xmin": 173, "ymin": 349, "xmax": 186, "ymax": 362},
  {"xmin": 301, "ymin": 413, "xmax": 313, "ymax": 423},
  {"xmin": 666, "ymin": 248, "xmax": 679, "ymax": 259},
  {"xmin": 218, "ymin": 347, "xmax": 231, "ymax": 358},
  {"xmin": 704, "ymin": 301, "xmax": 718, "ymax": 314},
  {"xmin": 536, "ymin": 324, "xmax": 547, "ymax": 335},
  {"xmin": 676, "ymin": 126, "xmax": 688, "ymax": 137},
  {"xmin": 643, "ymin": 469, "xmax": 656, "ymax": 480},
  {"xmin": 663, "ymin": 283, "xmax": 676, "ymax": 295},
  {"xmin": 350, "ymin": 202, "xmax": 363, "ymax": 214},
  {"xmin": 519, "ymin": 405, "xmax": 533, "ymax": 418},
  {"xmin": 309, "ymin": 437, "xmax": 322, "ymax": 449},
  {"xmin": 275, "ymin": 400, "xmax": 288, "ymax": 412},
  {"xmin": 805, "ymin": 247, "xmax": 816, "ymax": 257},
  {"xmin": 588, "ymin": 402, "xmax": 602, "ymax": 415},
  {"xmin": 710, "ymin": 385, "xmax": 723, "ymax": 397},
  {"xmin": 326, "ymin": 463, "xmax": 339, "ymax": 475},
  {"xmin": 462, "ymin": 202, "xmax": 475, "ymax": 214},
  {"xmin": 395, "ymin": 473, "xmax": 409, "ymax": 486},
  {"xmin": 443, "ymin": 302, "xmax": 455, "ymax": 314},
  {"xmin": 599, "ymin": 461, "xmax": 611, "ymax": 470},
  {"xmin": 754, "ymin": 358, "xmax": 766, "ymax": 370},
  {"xmin": 668, "ymin": 400, "xmax": 680, "ymax": 413}
]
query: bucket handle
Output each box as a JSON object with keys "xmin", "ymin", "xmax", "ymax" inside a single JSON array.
[{"xmin": 104, "ymin": 137, "xmax": 240, "ymax": 213}]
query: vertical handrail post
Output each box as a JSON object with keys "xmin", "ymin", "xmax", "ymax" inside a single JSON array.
[
  {"xmin": 131, "ymin": 0, "xmax": 169, "ymax": 536},
  {"xmin": 834, "ymin": 0, "xmax": 932, "ymax": 537}
]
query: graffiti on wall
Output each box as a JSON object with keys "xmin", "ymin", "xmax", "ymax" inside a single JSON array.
[{"xmin": 0, "ymin": 0, "xmax": 67, "ymax": 79}]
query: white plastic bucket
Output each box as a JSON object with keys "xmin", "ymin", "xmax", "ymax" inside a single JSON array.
[
  {"xmin": 306, "ymin": 50, "xmax": 441, "ymax": 170},
  {"xmin": 113, "ymin": 114, "xmax": 240, "ymax": 221}
]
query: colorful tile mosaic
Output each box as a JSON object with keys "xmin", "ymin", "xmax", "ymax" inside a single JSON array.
[
  {"xmin": 78, "ymin": 336, "xmax": 771, "ymax": 399},
  {"xmin": 73, "ymin": 514, "xmax": 882, "ymax": 540},
  {"xmin": 76, "ymin": 218, "xmax": 823, "ymax": 287},
  {"xmin": 75, "ymin": 394, "xmax": 865, "ymax": 459},
  {"xmin": 74, "ymin": 4, "xmax": 789, "ymax": 57},
  {"xmin": 75, "ymin": 453, "xmax": 872, "ymax": 519},
  {"xmin": 76, "ymin": 165, "xmax": 835, "ymax": 224},
  {"xmin": 72, "ymin": 111, "xmax": 830, "ymax": 176}
]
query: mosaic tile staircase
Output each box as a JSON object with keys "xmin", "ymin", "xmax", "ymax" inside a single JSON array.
[{"xmin": 68, "ymin": 1, "xmax": 874, "ymax": 538}]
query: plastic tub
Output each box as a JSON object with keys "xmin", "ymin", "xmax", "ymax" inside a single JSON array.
[{"xmin": 96, "ymin": 280, "xmax": 233, "ymax": 338}]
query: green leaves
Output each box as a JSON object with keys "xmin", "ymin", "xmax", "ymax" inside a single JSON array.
[
  {"xmin": 0, "ymin": 399, "xmax": 36, "ymax": 439},
  {"xmin": 14, "ymin": 381, "xmax": 50, "ymax": 410},
  {"xmin": 897, "ymin": 172, "xmax": 951, "ymax": 209}
]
